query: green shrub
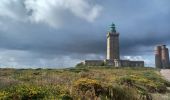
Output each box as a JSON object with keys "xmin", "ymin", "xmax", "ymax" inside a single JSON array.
[
  {"xmin": 118, "ymin": 76, "xmax": 135, "ymax": 87},
  {"xmin": 73, "ymin": 78, "xmax": 140, "ymax": 100},
  {"xmin": 60, "ymin": 94, "xmax": 73, "ymax": 100},
  {"xmin": 0, "ymin": 67, "xmax": 169, "ymax": 100},
  {"xmin": 73, "ymin": 78, "xmax": 103, "ymax": 99},
  {"xmin": 4, "ymin": 84, "xmax": 46, "ymax": 99},
  {"xmin": 74, "ymin": 78, "xmax": 102, "ymax": 94},
  {"xmin": 101, "ymin": 85, "xmax": 139, "ymax": 100},
  {"xmin": 75, "ymin": 62, "xmax": 85, "ymax": 68},
  {"xmin": 0, "ymin": 91, "xmax": 9, "ymax": 99},
  {"xmin": 0, "ymin": 84, "xmax": 70, "ymax": 99}
]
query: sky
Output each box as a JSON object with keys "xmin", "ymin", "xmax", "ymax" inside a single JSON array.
[{"xmin": 0, "ymin": 0, "xmax": 170, "ymax": 68}]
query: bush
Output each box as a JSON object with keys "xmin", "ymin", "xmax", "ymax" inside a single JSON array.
[
  {"xmin": 60, "ymin": 94, "xmax": 73, "ymax": 100},
  {"xmin": 0, "ymin": 91, "xmax": 9, "ymax": 99},
  {"xmin": 0, "ymin": 67, "xmax": 169, "ymax": 100},
  {"xmin": 74, "ymin": 78, "xmax": 140, "ymax": 100},
  {"xmin": 73, "ymin": 78, "xmax": 103, "ymax": 99},
  {"xmin": 102, "ymin": 85, "xmax": 139, "ymax": 100},
  {"xmin": 0, "ymin": 84, "xmax": 70, "ymax": 99},
  {"xmin": 3, "ymin": 84, "xmax": 47, "ymax": 99},
  {"xmin": 118, "ymin": 76, "xmax": 135, "ymax": 87},
  {"xmin": 75, "ymin": 62, "xmax": 85, "ymax": 68}
]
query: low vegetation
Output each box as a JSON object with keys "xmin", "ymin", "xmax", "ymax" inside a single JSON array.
[{"xmin": 0, "ymin": 67, "xmax": 170, "ymax": 100}]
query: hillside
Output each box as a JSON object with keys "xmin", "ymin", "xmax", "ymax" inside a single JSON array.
[{"xmin": 0, "ymin": 67, "xmax": 170, "ymax": 100}]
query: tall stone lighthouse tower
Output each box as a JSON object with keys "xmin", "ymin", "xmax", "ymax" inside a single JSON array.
[{"xmin": 107, "ymin": 23, "xmax": 120, "ymax": 60}]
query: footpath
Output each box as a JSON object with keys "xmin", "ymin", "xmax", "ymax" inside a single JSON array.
[
  {"xmin": 153, "ymin": 69, "xmax": 170, "ymax": 100},
  {"xmin": 160, "ymin": 69, "xmax": 170, "ymax": 81}
]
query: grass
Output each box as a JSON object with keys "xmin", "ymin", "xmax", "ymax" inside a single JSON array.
[{"xmin": 0, "ymin": 67, "xmax": 170, "ymax": 100}]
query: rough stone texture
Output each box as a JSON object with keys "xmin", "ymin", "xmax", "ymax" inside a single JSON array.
[
  {"xmin": 104, "ymin": 59, "xmax": 115, "ymax": 66},
  {"xmin": 112, "ymin": 60, "xmax": 144, "ymax": 67},
  {"xmin": 128, "ymin": 61, "xmax": 144, "ymax": 67},
  {"xmin": 155, "ymin": 46, "xmax": 162, "ymax": 68},
  {"xmin": 155, "ymin": 45, "xmax": 170, "ymax": 69},
  {"xmin": 83, "ymin": 59, "xmax": 144, "ymax": 67},
  {"xmin": 161, "ymin": 45, "xmax": 169, "ymax": 68},
  {"xmin": 83, "ymin": 60, "xmax": 104, "ymax": 66},
  {"xmin": 165, "ymin": 48, "xmax": 170, "ymax": 68},
  {"xmin": 107, "ymin": 32, "xmax": 120, "ymax": 60}
]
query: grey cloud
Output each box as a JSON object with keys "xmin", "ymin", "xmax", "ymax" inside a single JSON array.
[
  {"xmin": 0, "ymin": 0, "xmax": 102, "ymax": 28},
  {"xmin": 0, "ymin": 0, "xmax": 170, "ymax": 67}
]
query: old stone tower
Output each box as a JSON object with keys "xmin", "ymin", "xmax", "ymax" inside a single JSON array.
[
  {"xmin": 107, "ymin": 23, "xmax": 120, "ymax": 60},
  {"xmin": 155, "ymin": 45, "xmax": 170, "ymax": 68},
  {"xmin": 80, "ymin": 23, "xmax": 144, "ymax": 67}
]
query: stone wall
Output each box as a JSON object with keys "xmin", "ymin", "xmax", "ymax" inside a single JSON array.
[
  {"xmin": 104, "ymin": 59, "xmax": 115, "ymax": 66},
  {"xmin": 83, "ymin": 60, "xmax": 104, "ymax": 66},
  {"xmin": 83, "ymin": 59, "xmax": 144, "ymax": 67},
  {"xmin": 128, "ymin": 61, "xmax": 144, "ymax": 67},
  {"xmin": 118, "ymin": 60, "xmax": 144, "ymax": 67}
]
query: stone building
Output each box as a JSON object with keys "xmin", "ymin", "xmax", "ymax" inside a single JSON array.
[
  {"xmin": 155, "ymin": 45, "xmax": 170, "ymax": 68},
  {"xmin": 79, "ymin": 23, "xmax": 144, "ymax": 67},
  {"xmin": 107, "ymin": 24, "xmax": 120, "ymax": 60}
]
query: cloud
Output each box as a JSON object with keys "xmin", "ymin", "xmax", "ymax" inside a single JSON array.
[
  {"xmin": 0, "ymin": 0, "xmax": 170, "ymax": 68},
  {"xmin": 122, "ymin": 55, "xmax": 154, "ymax": 67},
  {"xmin": 0, "ymin": 49, "xmax": 81, "ymax": 68},
  {"xmin": 26, "ymin": 0, "xmax": 102, "ymax": 27},
  {"xmin": 0, "ymin": 0, "xmax": 102, "ymax": 28},
  {"xmin": 0, "ymin": 0, "xmax": 27, "ymax": 21},
  {"xmin": 122, "ymin": 56, "xmax": 144, "ymax": 61},
  {"xmin": 0, "ymin": 49, "xmax": 105, "ymax": 68}
]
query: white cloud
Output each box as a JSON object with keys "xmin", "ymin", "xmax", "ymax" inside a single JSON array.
[
  {"xmin": 25, "ymin": 0, "xmax": 102, "ymax": 27},
  {"xmin": 122, "ymin": 56, "xmax": 144, "ymax": 61},
  {"xmin": 122, "ymin": 56, "xmax": 155, "ymax": 67},
  {"xmin": 0, "ymin": 0, "xmax": 27, "ymax": 21},
  {"xmin": 0, "ymin": 49, "xmax": 81, "ymax": 68},
  {"xmin": 0, "ymin": 0, "xmax": 102, "ymax": 28}
]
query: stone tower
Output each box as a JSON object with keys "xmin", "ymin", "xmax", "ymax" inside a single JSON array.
[
  {"xmin": 155, "ymin": 46, "xmax": 162, "ymax": 68},
  {"xmin": 155, "ymin": 45, "xmax": 170, "ymax": 68},
  {"xmin": 166, "ymin": 47, "xmax": 170, "ymax": 68},
  {"xmin": 107, "ymin": 23, "xmax": 120, "ymax": 60},
  {"xmin": 161, "ymin": 45, "xmax": 170, "ymax": 68}
]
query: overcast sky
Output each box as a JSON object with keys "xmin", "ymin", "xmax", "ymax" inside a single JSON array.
[{"xmin": 0, "ymin": 0, "xmax": 170, "ymax": 68}]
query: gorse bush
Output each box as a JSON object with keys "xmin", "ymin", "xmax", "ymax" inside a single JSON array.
[
  {"xmin": 103, "ymin": 85, "xmax": 139, "ymax": 100},
  {"xmin": 117, "ymin": 71, "xmax": 168, "ymax": 93},
  {"xmin": 0, "ymin": 67, "xmax": 169, "ymax": 100},
  {"xmin": 1, "ymin": 84, "xmax": 48, "ymax": 99},
  {"xmin": 73, "ymin": 78, "xmax": 102, "ymax": 99},
  {"xmin": 73, "ymin": 78, "xmax": 140, "ymax": 100},
  {"xmin": 0, "ymin": 84, "xmax": 72, "ymax": 100},
  {"xmin": 0, "ymin": 91, "xmax": 9, "ymax": 99}
]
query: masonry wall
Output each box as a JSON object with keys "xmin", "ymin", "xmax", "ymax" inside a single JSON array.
[
  {"xmin": 104, "ymin": 59, "xmax": 115, "ymax": 66},
  {"xmin": 83, "ymin": 60, "xmax": 144, "ymax": 67},
  {"xmin": 83, "ymin": 60, "xmax": 104, "ymax": 66},
  {"xmin": 129, "ymin": 61, "xmax": 144, "ymax": 67},
  {"xmin": 119, "ymin": 60, "xmax": 130, "ymax": 67},
  {"xmin": 166, "ymin": 48, "xmax": 170, "ymax": 68},
  {"xmin": 155, "ymin": 45, "xmax": 170, "ymax": 69},
  {"xmin": 119, "ymin": 60, "xmax": 144, "ymax": 67},
  {"xmin": 155, "ymin": 46, "xmax": 162, "ymax": 68},
  {"xmin": 107, "ymin": 32, "xmax": 120, "ymax": 60}
]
